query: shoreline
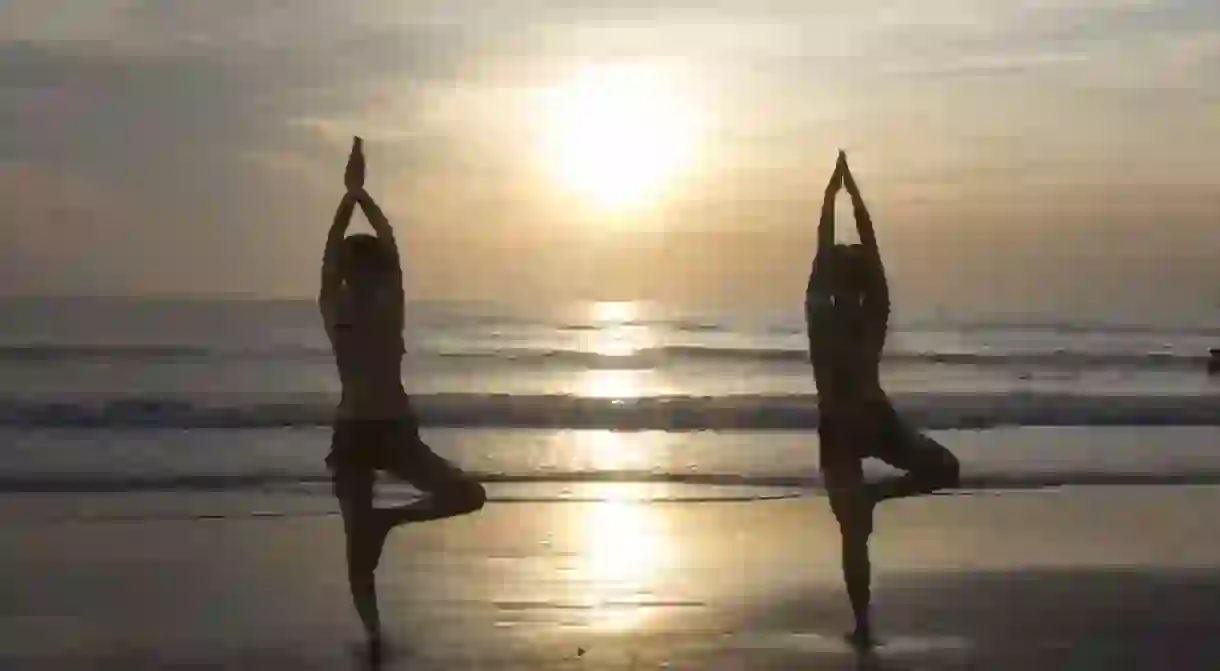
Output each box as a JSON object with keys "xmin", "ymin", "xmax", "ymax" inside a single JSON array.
[{"xmin": 4, "ymin": 426, "xmax": 1220, "ymax": 502}]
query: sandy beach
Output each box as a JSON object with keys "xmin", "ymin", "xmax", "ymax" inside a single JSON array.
[{"xmin": 4, "ymin": 485, "xmax": 1220, "ymax": 669}]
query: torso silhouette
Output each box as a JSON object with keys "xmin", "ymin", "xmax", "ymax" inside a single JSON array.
[
  {"xmin": 806, "ymin": 264, "xmax": 891, "ymax": 466},
  {"xmin": 806, "ymin": 271, "xmax": 889, "ymax": 406},
  {"xmin": 330, "ymin": 284, "xmax": 408, "ymax": 420},
  {"xmin": 821, "ymin": 302, "xmax": 886, "ymax": 400}
]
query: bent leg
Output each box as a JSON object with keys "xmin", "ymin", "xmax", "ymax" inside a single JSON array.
[
  {"xmin": 379, "ymin": 437, "xmax": 486, "ymax": 527},
  {"xmin": 333, "ymin": 467, "xmax": 385, "ymax": 643},
  {"xmin": 869, "ymin": 429, "xmax": 960, "ymax": 505}
]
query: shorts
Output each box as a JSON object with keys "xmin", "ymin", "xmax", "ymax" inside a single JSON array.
[{"xmin": 818, "ymin": 399, "xmax": 917, "ymax": 475}]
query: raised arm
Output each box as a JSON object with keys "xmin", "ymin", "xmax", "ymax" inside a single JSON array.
[
  {"xmin": 841, "ymin": 155, "xmax": 890, "ymax": 349},
  {"xmin": 819, "ymin": 152, "xmax": 846, "ymax": 261},
  {"xmin": 808, "ymin": 152, "xmax": 846, "ymax": 304},
  {"xmin": 353, "ymin": 189, "xmax": 401, "ymax": 282},
  {"xmin": 841, "ymin": 157, "xmax": 877, "ymax": 259},
  {"xmin": 346, "ymin": 136, "xmax": 401, "ymax": 281},
  {"xmin": 319, "ymin": 192, "xmax": 357, "ymax": 334},
  {"xmin": 842, "ymin": 157, "xmax": 886, "ymax": 290},
  {"xmin": 319, "ymin": 137, "xmax": 367, "ymax": 337}
]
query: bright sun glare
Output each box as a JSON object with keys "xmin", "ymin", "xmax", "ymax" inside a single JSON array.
[{"xmin": 540, "ymin": 66, "xmax": 699, "ymax": 210}]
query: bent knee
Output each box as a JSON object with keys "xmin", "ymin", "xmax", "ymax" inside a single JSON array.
[
  {"xmin": 925, "ymin": 451, "xmax": 960, "ymax": 487},
  {"xmin": 909, "ymin": 435, "xmax": 959, "ymax": 483},
  {"xmin": 942, "ymin": 450, "xmax": 961, "ymax": 481},
  {"xmin": 464, "ymin": 480, "xmax": 488, "ymax": 511},
  {"xmin": 438, "ymin": 479, "xmax": 486, "ymax": 513}
]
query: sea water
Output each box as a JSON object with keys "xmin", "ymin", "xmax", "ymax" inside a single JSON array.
[{"xmin": 1, "ymin": 297, "xmax": 1218, "ymax": 503}]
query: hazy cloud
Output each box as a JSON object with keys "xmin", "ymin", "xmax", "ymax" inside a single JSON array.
[{"xmin": 1, "ymin": 0, "xmax": 1218, "ymax": 319}]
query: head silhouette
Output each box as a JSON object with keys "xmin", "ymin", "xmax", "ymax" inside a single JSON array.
[
  {"xmin": 339, "ymin": 234, "xmax": 396, "ymax": 297},
  {"xmin": 829, "ymin": 243, "xmax": 870, "ymax": 307}
]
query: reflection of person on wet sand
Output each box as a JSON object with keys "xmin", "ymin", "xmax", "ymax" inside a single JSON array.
[
  {"xmin": 805, "ymin": 151, "xmax": 961, "ymax": 649},
  {"xmin": 320, "ymin": 137, "xmax": 486, "ymax": 661}
]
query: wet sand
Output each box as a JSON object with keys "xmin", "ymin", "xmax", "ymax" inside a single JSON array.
[{"xmin": 4, "ymin": 486, "xmax": 1220, "ymax": 669}]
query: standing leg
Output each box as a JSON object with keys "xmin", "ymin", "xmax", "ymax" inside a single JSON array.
[
  {"xmin": 334, "ymin": 467, "xmax": 388, "ymax": 655},
  {"xmin": 826, "ymin": 463, "xmax": 876, "ymax": 648}
]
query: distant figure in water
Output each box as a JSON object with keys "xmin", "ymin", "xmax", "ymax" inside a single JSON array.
[
  {"xmin": 805, "ymin": 151, "xmax": 960, "ymax": 649},
  {"xmin": 1209, "ymin": 348, "xmax": 1219, "ymax": 375},
  {"xmin": 320, "ymin": 137, "xmax": 486, "ymax": 661}
]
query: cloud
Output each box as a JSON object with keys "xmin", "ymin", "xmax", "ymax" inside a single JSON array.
[
  {"xmin": 0, "ymin": 0, "xmax": 1217, "ymax": 314},
  {"xmin": 0, "ymin": 0, "xmax": 138, "ymax": 42}
]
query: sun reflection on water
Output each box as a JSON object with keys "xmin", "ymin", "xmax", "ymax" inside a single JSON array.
[
  {"xmin": 578, "ymin": 368, "xmax": 646, "ymax": 399},
  {"xmin": 577, "ymin": 300, "xmax": 658, "ymax": 359},
  {"xmin": 592, "ymin": 300, "xmax": 638, "ymax": 325}
]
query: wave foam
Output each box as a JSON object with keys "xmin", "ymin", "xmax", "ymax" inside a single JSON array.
[
  {"xmin": 5, "ymin": 470, "xmax": 1220, "ymax": 494},
  {"xmin": 1, "ymin": 392, "xmax": 1218, "ymax": 429},
  {"xmin": 0, "ymin": 343, "xmax": 1211, "ymax": 370}
]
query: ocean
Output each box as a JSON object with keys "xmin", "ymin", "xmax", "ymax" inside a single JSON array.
[{"xmin": 2, "ymin": 297, "xmax": 1219, "ymax": 506}]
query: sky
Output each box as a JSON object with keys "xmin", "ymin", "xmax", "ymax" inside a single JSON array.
[{"xmin": 1, "ymin": 0, "xmax": 1218, "ymax": 323}]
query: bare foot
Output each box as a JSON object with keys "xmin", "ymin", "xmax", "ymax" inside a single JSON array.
[
  {"xmin": 350, "ymin": 633, "xmax": 385, "ymax": 669},
  {"xmin": 845, "ymin": 626, "xmax": 877, "ymax": 651}
]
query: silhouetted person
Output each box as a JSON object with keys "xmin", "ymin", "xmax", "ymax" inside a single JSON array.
[
  {"xmin": 805, "ymin": 151, "xmax": 960, "ymax": 649},
  {"xmin": 321, "ymin": 137, "xmax": 486, "ymax": 661}
]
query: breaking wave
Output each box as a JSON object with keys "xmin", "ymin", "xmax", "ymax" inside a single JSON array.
[{"xmin": 1, "ymin": 391, "xmax": 1218, "ymax": 429}]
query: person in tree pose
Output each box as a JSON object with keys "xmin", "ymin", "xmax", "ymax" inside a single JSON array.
[
  {"xmin": 320, "ymin": 137, "xmax": 486, "ymax": 660},
  {"xmin": 805, "ymin": 150, "xmax": 961, "ymax": 648}
]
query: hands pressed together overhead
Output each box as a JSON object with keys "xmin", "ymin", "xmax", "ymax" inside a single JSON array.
[
  {"xmin": 828, "ymin": 150, "xmax": 846, "ymax": 192},
  {"xmin": 826, "ymin": 150, "xmax": 861, "ymax": 196},
  {"xmin": 345, "ymin": 136, "xmax": 365, "ymax": 195},
  {"xmin": 841, "ymin": 152, "xmax": 860, "ymax": 198}
]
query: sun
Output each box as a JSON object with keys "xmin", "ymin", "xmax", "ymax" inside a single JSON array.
[{"xmin": 538, "ymin": 65, "xmax": 700, "ymax": 210}]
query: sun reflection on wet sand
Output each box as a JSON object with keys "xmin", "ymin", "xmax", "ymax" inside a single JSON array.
[
  {"xmin": 579, "ymin": 491, "xmax": 671, "ymax": 631},
  {"xmin": 582, "ymin": 429, "xmax": 642, "ymax": 472}
]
